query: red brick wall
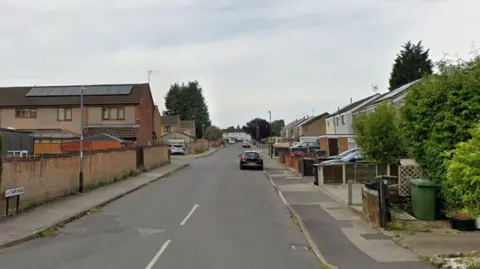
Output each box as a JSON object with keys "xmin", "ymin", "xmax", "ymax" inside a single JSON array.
[
  {"xmin": 188, "ymin": 139, "xmax": 209, "ymax": 154},
  {"xmin": 144, "ymin": 146, "xmax": 170, "ymax": 168},
  {"xmin": 320, "ymin": 137, "xmax": 328, "ymax": 153},
  {"xmin": 135, "ymin": 86, "xmax": 155, "ymax": 145},
  {"xmin": 0, "ymin": 145, "xmax": 169, "ymax": 216}
]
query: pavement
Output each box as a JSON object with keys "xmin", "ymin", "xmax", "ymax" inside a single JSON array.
[
  {"xmin": 0, "ymin": 145, "xmax": 319, "ymax": 269},
  {"xmin": 257, "ymin": 147, "xmax": 434, "ymax": 269}
]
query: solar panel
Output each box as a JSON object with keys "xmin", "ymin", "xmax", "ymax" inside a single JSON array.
[
  {"xmin": 118, "ymin": 85, "xmax": 133, "ymax": 95},
  {"xmin": 48, "ymin": 87, "xmax": 64, "ymax": 96},
  {"xmin": 25, "ymin": 87, "xmax": 43, "ymax": 96},
  {"xmin": 106, "ymin": 86, "xmax": 120, "ymax": 95},
  {"xmin": 25, "ymin": 84, "xmax": 135, "ymax": 96},
  {"xmin": 61, "ymin": 87, "xmax": 76, "ymax": 95},
  {"xmin": 82, "ymin": 86, "xmax": 96, "ymax": 95}
]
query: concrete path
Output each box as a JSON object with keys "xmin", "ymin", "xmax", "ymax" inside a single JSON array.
[
  {"xmin": 262, "ymin": 157, "xmax": 434, "ymax": 269},
  {"xmin": 0, "ymin": 145, "xmax": 318, "ymax": 269},
  {"xmin": 0, "ymin": 162, "xmax": 188, "ymax": 249}
]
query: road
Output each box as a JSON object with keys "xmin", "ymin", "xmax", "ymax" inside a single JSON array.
[{"xmin": 0, "ymin": 145, "xmax": 319, "ymax": 269}]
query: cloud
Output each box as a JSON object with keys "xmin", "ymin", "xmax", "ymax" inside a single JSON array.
[{"xmin": 0, "ymin": 0, "xmax": 478, "ymax": 127}]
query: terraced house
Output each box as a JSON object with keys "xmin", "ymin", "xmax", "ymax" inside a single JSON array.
[{"xmin": 0, "ymin": 83, "xmax": 156, "ymax": 154}]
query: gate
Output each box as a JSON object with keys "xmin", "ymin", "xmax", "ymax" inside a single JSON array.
[{"xmin": 136, "ymin": 147, "xmax": 144, "ymax": 170}]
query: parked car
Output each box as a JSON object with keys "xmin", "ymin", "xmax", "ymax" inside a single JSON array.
[
  {"xmin": 239, "ymin": 150, "xmax": 263, "ymax": 170},
  {"xmin": 322, "ymin": 150, "xmax": 366, "ymax": 165},
  {"xmin": 242, "ymin": 141, "xmax": 251, "ymax": 148},
  {"xmin": 291, "ymin": 142, "xmax": 319, "ymax": 149},
  {"xmin": 170, "ymin": 144, "xmax": 185, "ymax": 155},
  {"xmin": 326, "ymin": 148, "xmax": 359, "ymax": 161},
  {"xmin": 290, "ymin": 141, "xmax": 301, "ymax": 147}
]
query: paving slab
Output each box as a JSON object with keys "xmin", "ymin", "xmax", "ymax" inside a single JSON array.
[
  {"xmin": 282, "ymin": 191, "xmax": 333, "ymax": 205},
  {"xmin": 277, "ymin": 183, "xmax": 317, "ymax": 192}
]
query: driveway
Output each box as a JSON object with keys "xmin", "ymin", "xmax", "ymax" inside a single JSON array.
[{"xmin": 0, "ymin": 145, "xmax": 318, "ymax": 269}]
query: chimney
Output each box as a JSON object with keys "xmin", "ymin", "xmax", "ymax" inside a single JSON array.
[{"xmin": 350, "ymin": 98, "xmax": 353, "ymax": 104}]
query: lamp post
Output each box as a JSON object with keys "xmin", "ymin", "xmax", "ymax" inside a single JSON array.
[
  {"xmin": 268, "ymin": 110, "xmax": 272, "ymax": 137},
  {"xmin": 79, "ymin": 85, "xmax": 85, "ymax": 193}
]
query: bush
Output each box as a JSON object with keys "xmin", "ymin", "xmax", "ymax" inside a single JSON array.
[
  {"xmin": 401, "ymin": 56, "xmax": 480, "ymax": 183},
  {"xmin": 352, "ymin": 101, "xmax": 406, "ymax": 164},
  {"xmin": 443, "ymin": 124, "xmax": 480, "ymax": 218}
]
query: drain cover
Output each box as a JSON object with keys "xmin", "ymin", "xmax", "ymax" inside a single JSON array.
[{"xmin": 290, "ymin": 244, "xmax": 308, "ymax": 251}]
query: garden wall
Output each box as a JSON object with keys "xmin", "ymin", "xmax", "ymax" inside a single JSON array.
[{"xmin": 0, "ymin": 145, "xmax": 170, "ymax": 216}]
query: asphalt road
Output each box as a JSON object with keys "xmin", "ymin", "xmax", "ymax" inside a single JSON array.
[{"xmin": 0, "ymin": 145, "xmax": 318, "ymax": 269}]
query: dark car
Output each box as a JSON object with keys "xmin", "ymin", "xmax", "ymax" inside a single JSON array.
[
  {"xmin": 239, "ymin": 151, "xmax": 263, "ymax": 170},
  {"xmin": 242, "ymin": 141, "xmax": 250, "ymax": 148}
]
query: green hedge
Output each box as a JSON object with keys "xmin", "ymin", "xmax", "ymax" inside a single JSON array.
[{"xmin": 401, "ymin": 57, "xmax": 480, "ymax": 184}]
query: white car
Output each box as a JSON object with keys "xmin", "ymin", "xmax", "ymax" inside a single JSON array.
[{"xmin": 170, "ymin": 144, "xmax": 185, "ymax": 155}]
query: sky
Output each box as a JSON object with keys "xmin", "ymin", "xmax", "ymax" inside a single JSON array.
[{"xmin": 0, "ymin": 0, "xmax": 478, "ymax": 128}]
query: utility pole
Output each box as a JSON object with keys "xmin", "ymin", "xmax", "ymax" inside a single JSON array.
[{"xmin": 79, "ymin": 85, "xmax": 85, "ymax": 193}]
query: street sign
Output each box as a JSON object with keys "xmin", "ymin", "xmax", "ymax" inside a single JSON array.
[{"xmin": 5, "ymin": 187, "xmax": 24, "ymax": 198}]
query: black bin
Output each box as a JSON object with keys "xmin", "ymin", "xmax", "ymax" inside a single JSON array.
[{"xmin": 302, "ymin": 158, "xmax": 315, "ymax": 176}]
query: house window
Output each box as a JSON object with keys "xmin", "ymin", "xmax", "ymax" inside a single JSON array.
[
  {"xmin": 341, "ymin": 115, "xmax": 345, "ymax": 125},
  {"xmin": 57, "ymin": 108, "xmax": 72, "ymax": 121},
  {"xmin": 15, "ymin": 108, "xmax": 37, "ymax": 118},
  {"xmin": 102, "ymin": 107, "xmax": 125, "ymax": 120},
  {"xmin": 164, "ymin": 126, "xmax": 171, "ymax": 133}
]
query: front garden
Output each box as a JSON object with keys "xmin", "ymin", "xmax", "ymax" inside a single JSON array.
[{"xmin": 354, "ymin": 55, "xmax": 480, "ymax": 230}]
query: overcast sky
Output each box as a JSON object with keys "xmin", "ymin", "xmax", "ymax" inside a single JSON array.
[{"xmin": 0, "ymin": 0, "xmax": 477, "ymax": 127}]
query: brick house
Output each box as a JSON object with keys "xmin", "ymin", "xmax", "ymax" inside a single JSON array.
[
  {"xmin": 160, "ymin": 115, "xmax": 181, "ymax": 134},
  {"xmin": 0, "ymin": 83, "xmax": 156, "ymax": 146},
  {"xmin": 180, "ymin": 120, "xmax": 196, "ymax": 137}
]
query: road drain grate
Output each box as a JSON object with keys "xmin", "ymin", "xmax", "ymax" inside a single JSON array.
[{"xmin": 290, "ymin": 244, "xmax": 308, "ymax": 251}]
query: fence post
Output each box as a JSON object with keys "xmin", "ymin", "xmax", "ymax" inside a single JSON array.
[
  {"xmin": 319, "ymin": 166, "xmax": 325, "ymax": 185},
  {"xmin": 347, "ymin": 180, "xmax": 353, "ymax": 206},
  {"xmin": 342, "ymin": 164, "xmax": 347, "ymax": 185}
]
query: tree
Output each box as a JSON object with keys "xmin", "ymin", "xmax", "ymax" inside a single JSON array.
[
  {"xmin": 442, "ymin": 124, "xmax": 480, "ymax": 218},
  {"xmin": 270, "ymin": 120, "xmax": 285, "ymax": 136},
  {"xmin": 352, "ymin": 102, "xmax": 406, "ymax": 164},
  {"xmin": 163, "ymin": 81, "xmax": 211, "ymax": 138},
  {"xmin": 235, "ymin": 125, "xmax": 241, "ymax": 131},
  {"xmin": 400, "ymin": 56, "xmax": 480, "ymax": 184},
  {"xmin": 244, "ymin": 118, "xmax": 270, "ymax": 140},
  {"xmin": 223, "ymin": 126, "xmax": 235, "ymax": 132},
  {"xmin": 204, "ymin": 125, "xmax": 223, "ymax": 140},
  {"xmin": 388, "ymin": 41, "xmax": 433, "ymax": 91}
]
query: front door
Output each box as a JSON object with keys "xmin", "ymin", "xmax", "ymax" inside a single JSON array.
[{"xmin": 327, "ymin": 138, "xmax": 338, "ymax": 156}]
